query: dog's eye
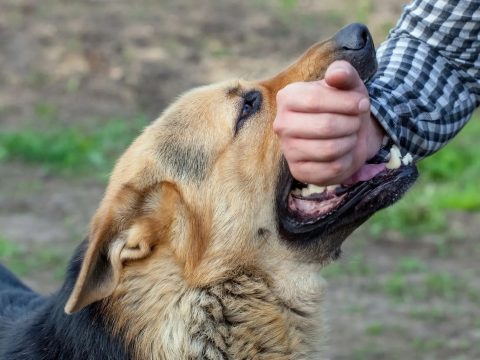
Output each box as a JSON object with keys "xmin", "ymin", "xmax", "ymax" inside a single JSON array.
[
  {"xmin": 235, "ymin": 90, "xmax": 262, "ymax": 134},
  {"xmin": 241, "ymin": 102, "xmax": 254, "ymax": 118}
]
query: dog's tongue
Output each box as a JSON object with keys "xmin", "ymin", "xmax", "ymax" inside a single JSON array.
[{"xmin": 343, "ymin": 163, "xmax": 386, "ymax": 185}]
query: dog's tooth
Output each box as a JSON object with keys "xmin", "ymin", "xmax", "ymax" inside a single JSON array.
[
  {"xmin": 311, "ymin": 185, "xmax": 326, "ymax": 193},
  {"xmin": 291, "ymin": 188, "xmax": 302, "ymax": 196},
  {"xmin": 311, "ymin": 185, "xmax": 326, "ymax": 194},
  {"xmin": 302, "ymin": 184, "xmax": 325, "ymax": 197},
  {"xmin": 402, "ymin": 153, "xmax": 413, "ymax": 166},
  {"xmin": 386, "ymin": 156, "xmax": 401, "ymax": 169},
  {"xmin": 386, "ymin": 145, "xmax": 402, "ymax": 169},
  {"xmin": 301, "ymin": 188, "xmax": 309, "ymax": 197},
  {"xmin": 301, "ymin": 187, "xmax": 312, "ymax": 197}
]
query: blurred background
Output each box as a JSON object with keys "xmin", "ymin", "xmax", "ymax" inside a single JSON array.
[{"xmin": 0, "ymin": 0, "xmax": 479, "ymax": 358}]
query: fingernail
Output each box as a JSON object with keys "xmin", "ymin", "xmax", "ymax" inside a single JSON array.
[
  {"xmin": 358, "ymin": 98, "xmax": 370, "ymax": 113},
  {"xmin": 330, "ymin": 66, "xmax": 349, "ymax": 76}
]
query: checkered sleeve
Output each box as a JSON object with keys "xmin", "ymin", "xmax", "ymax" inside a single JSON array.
[{"xmin": 367, "ymin": 0, "xmax": 480, "ymax": 161}]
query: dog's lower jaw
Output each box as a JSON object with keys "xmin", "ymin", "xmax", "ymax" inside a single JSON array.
[{"xmin": 105, "ymin": 255, "xmax": 327, "ymax": 360}]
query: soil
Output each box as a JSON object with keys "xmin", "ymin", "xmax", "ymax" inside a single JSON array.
[{"xmin": 1, "ymin": 0, "xmax": 479, "ymax": 358}]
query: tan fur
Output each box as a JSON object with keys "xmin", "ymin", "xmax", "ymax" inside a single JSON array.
[{"xmin": 65, "ymin": 37, "xmax": 347, "ymax": 358}]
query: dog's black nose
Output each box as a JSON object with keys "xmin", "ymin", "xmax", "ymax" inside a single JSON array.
[
  {"xmin": 334, "ymin": 23, "xmax": 370, "ymax": 51},
  {"xmin": 332, "ymin": 23, "xmax": 377, "ymax": 81}
]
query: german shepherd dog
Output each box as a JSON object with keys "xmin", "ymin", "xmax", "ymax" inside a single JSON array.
[{"xmin": 0, "ymin": 24, "xmax": 417, "ymax": 359}]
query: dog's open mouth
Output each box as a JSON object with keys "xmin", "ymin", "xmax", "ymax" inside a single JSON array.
[{"xmin": 276, "ymin": 146, "xmax": 419, "ymax": 238}]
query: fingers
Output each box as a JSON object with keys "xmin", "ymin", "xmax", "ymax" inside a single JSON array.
[
  {"xmin": 288, "ymin": 154, "xmax": 355, "ymax": 185},
  {"xmin": 273, "ymin": 112, "xmax": 361, "ymax": 139},
  {"xmin": 273, "ymin": 60, "xmax": 375, "ymax": 186},
  {"xmin": 281, "ymin": 135, "xmax": 358, "ymax": 163},
  {"xmin": 276, "ymin": 80, "xmax": 369, "ymax": 115},
  {"xmin": 324, "ymin": 60, "xmax": 365, "ymax": 91},
  {"xmin": 279, "ymin": 132, "xmax": 361, "ymax": 185}
]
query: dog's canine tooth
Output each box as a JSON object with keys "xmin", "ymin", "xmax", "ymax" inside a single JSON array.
[
  {"xmin": 402, "ymin": 153, "xmax": 413, "ymax": 166},
  {"xmin": 386, "ymin": 145, "xmax": 402, "ymax": 169}
]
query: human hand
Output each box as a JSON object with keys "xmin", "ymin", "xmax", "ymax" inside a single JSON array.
[{"xmin": 273, "ymin": 60, "xmax": 385, "ymax": 185}]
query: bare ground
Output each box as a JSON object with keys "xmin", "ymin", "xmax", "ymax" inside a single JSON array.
[{"xmin": 1, "ymin": 0, "xmax": 479, "ymax": 358}]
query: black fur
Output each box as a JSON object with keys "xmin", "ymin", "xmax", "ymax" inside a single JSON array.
[
  {"xmin": 159, "ymin": 140, "xmax": 210, "ymax": 181},
  {"xmin": 0, "ymin": 241, "xmax": 131, "ymax": 360}
]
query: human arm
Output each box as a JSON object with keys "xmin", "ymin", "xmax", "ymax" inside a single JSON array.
[
  {"xmin": 368, "ymin": 0, "xmax": 480, "ymax": 161},
  {"xmin": 274, "ymin": 0, "xmax": 480, "ymax": 185}
]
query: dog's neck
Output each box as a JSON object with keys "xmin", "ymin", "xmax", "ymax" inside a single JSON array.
[{"xmin": 104, "ymin": 253, "xmax": 326, "ymax": 360}]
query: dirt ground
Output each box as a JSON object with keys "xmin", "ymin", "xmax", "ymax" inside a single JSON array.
[{"xmin": 1, "ymin": 0, "xmax": 479, "ymax": 359}]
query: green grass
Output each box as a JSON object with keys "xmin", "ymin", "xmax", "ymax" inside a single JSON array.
[
  {"xmin": 408, "ymin": 307, "xmax": 447, "ymax": 322},
  {"xmin": 0, "ymin": 236, "xmax": 32, "ymax": 275},
  {"xmin": 352, "ymin": 0, "xmax": 373, "ymax": 23},
  {"xmin": 365, "ymin": 322, "xmax": 385, "ymax": 336},
  {"xmin": 35, "ymin": 102, "xmax": 58, "ymax": 121},
  {"xmin": 380, "ymin": 256, "xmax": 469, "ymax": 302},
  {"xmin": 321, "ymin": 253, "xmax": 373, "ymax": 278},
  {"xmin": 350, "ymin": 343, "xmax": 386, "ymax": 360},
  {"xmin": 369, "ymin": 114, "xmax": 480, "ymax": 236},
  {"xmin": 412, "ymin": 337, "xmax": 444, "ymax": 352},
  {"xmin": 0, "ymin": 236, "xmax": 22, "ymax": 260},
  {"xmin": 0, "ymin": 235, "xmax": 68, "ymax": 280},
  {"xmin": 279, "ymin": 0, "xmax": 298, "ymax": 12},
  {"xmin": 0, "ymin": 115, "xmax": 147, "ymax": 176},
  {"xmin": 423, "ymin": 272, "xmax": 458, "ymax": 300},
  {"xmin": 383, "ymin": 268, "xmax": 468, "ymax": 303},
  {"xmin": 394, "ymin": 257, "xmax": 427, "ymax": 274}
]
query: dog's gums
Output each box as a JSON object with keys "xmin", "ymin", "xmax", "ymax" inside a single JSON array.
[
  {"xmin": 288, "ymin": 184, "xmax": 347, "ymax": 219},
  {"xmin": 286, "ymin": 146, "xmax": 414, "ymax": 221}
]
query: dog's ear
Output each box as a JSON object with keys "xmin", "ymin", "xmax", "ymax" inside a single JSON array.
[{"xmin": 65, "ymin": 182, "xmax": 180, "ymax": 314}]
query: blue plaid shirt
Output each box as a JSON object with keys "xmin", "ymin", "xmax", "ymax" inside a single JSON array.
[{"xmin": 367, "ymin": 0, "xmax": 480, "ymax": 161}]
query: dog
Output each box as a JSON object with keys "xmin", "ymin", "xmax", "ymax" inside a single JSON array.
[{"xmin": 0, "ymin": 23, "xmax": 417, "ymax": 359}]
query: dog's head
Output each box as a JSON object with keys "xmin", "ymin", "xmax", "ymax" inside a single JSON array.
[{"xmin": 65, "ymin": 24, "xmax": 417, "ymax": 314}]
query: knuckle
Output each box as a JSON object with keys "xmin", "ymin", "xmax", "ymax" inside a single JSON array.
[
  {"xmin": 318, "ymin": 118, "xmax": 336, "ymax": 136},
  {"xmin": 276, "ymin": 87, "xmax": 288, "ymax": 104},
  {"xmin": 273, "ymin": 111, "xmax": 295, "ymax": 136},
  {"xmin": 345, "ymin": 96, "xmax": 361, "ymax": 113},
  {"xmin": 294, "ymin": 163, "xmax": 327, "ymax": 185},
  {"xmin": 281, "ymin": 141, "xmax": 295, "ymax": 157},
  {"xmin": 275, "ymin": 116, "xmax": 295, "ymax": 138},
  {"xmin": 290, "ymin": 164, "xmax": 309, "ymax": 183},
  {"xmin": 277, "ymin": 83, "xmax": 300, "ymax": 104},
  {"xmin": 272, "ymin": 116, "xmax": 284, "ymax": 134},
  {"xmin": 349, "ymin": 134, "xmax": 358, "ymax": 147},
  {"xmin": 328, "ymin": 159, "xmax": 345, "ymax": 178},
  {"xmin": 320, "ymin": 140, "xmax": 339, "ymax": 160},
  {"xmin": 349, "ymin": 118, "xmax": 362, "ymax": 132},
  {"xmin": 303, "ymin": 91, "xmax": 320, "ymax": 109}
]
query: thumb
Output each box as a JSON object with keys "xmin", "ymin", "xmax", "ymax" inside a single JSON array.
[{"xmin": 324, "ymin": 60, "xmax": 363, "ymax": 90}]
